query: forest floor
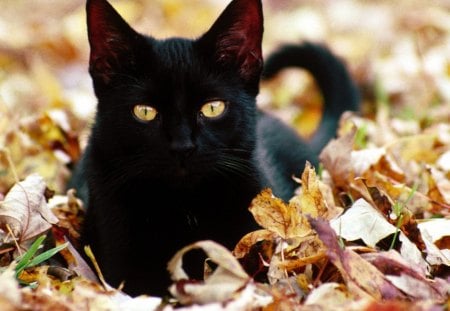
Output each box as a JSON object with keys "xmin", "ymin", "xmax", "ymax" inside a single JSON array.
[{"xmin": 0, "ymin": 0, "xmax": 449, "ymax": 310}]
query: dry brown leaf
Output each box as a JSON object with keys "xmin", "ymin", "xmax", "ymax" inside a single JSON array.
[
  {"xmin": 330, "ymin": 198, "xmax": 396, "ymax": 248},
  {"xmin": 168, "ymin": 240, "xmax": 250, "ymax": 305},
  {"xmin": 0, "ymin": 0, "xmax": 448, "ymax": 309},
  {"xmin": 304, "ymin": 283, "xmax": 362, "ymax": 310},
  {"xmin": 266, "ymin": 236, "xmax": 326, "ymax": 286},
  {"xmin": 371, "ymin": 173, "xmax": 432, "ymax": 215},
  {"xmin": 233, "ymin": 229, "xmax": 276, "ymax": 259},
  {"xmin": 387, "ymin": 134, "xmax": 440, "ymax": 164},
  {"xmin": 310, "ymin": 217, "xmax": 406, "ymax": 300},
  {"xmin": 249, "ymin": 189, "xmax": 311, "ymax": 240},
  {"xmin": 418, "ymin": 219, "xmax": 450, "ymax": 266},
  {"xmin": 0, "ymin": 265, "xmax": 21, "ymax": 308},
  {"xmin": 20, "ymin": 111, "xmax": 81, "ymax": 163},
  {"xmin": 428, "ymin": 167, "xmax": 450, "ymax": 205},
  {"xmin": 356, "ymin": 151, "xmax": 406, "ymax": 184},
  {"xmin": 289, "ymin": 161, "xmax": 339, "ymax": 219},
  {"xmin": 0, "ymin": 174, "xmax": 58, "ymax": 243},
  {"xmin": 319, "ymin": 124, "xmax": 356, "ymax": 188},
  {"xmin": 1, "ymin": 130, "xmax": 70, "ymax": 195},
  {"xmin": 362, "ymin": 250, "xmax": 447, "ymax": 301}
]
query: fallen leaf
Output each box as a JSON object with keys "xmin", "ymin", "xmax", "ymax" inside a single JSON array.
[
  {"xmin": 0, "ymin": 174, "xmax": 59, "ymax": 243},
  {"xmin": 0, "ymin": 265, "xmax": 21, "ymax": 308},
  {"xmin": 387, "ymin": 134, "xmax": 440, "ymax": 164},
  {"xmin": 362, "ymin": 250, "xmax": 446, "ymax": 301},
  {"xmin": 428, "ymin": 167, "xmax": 450, "ymax": 204},
  {"xmin": 310, "ymin": 217, "xmax": 406, "ymax": 300},
  {"xmin": 417, "ymin": 219, "xmax": 450, "ymax": 266},
  {"xmin": 168, "ymin": 240, "xmax": 250, "ymax": 305},
  {"xmin": 304, "ymin": 282, "xmax": 362, "ymax": 310},
  {"xmin": 330, "ymin": 198, "xmax": 397, "ymax": 248},
  {"xmin": 319, "ymin": 124, "xmax": 356, "ymax": 188},
  {"xmin": 289, "ymin": 161, "xmax": 334, "ymax": 218},
  {"xmin": 20, "ymin": 111, "xmax": 81, "ymax": 163},
  {"xmin": 249, "ymin": 189, "xmax": 311, "ymax": 240},
  {"xmin": 233, "ymin": 229, "xmax": 276, "ymax": 260}
]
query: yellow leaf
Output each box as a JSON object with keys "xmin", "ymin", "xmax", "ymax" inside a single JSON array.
[
  {"xmin": 31, "ymin": 57, "xmax": 64, "ymax": 108},
  {"xmin": 289, "ymin": 161, "xmax": 329, "ymax": 218},
  {"xmin": 387, "ymin": 134, "xmax": 440, "ymax": 164},
  {"xmin": 233, "ymin": 229, "xmax": 276, "ymax": 259},
  {"xmin": 168, "ymin": 240, "xmax": 249, "ymax": 305},
  {"xmin": 249, "ymin": 189, "xmax": 311, "ymax": 240}
]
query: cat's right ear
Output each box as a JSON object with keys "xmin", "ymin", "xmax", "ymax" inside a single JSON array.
[
  {"xmin": 86, "ymin": 0, "xmax": 140, "ymax": 84},
  {"xmin": 197, "ymin": 0, "xmax": 263, "ymax": 91}
]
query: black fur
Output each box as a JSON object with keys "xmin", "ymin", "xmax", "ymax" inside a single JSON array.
[{"xmin": 69, "ymin": 0, "xmax": 359, "ymax": 297}]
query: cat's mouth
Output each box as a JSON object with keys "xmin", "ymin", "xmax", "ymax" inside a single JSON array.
[
  {"xmin": 172, "ymin": 159, "xmax": 194, "ymax": 178},
  {"xmin": 169, "ymin": 159, "xmax": 206, "ymax": 185},
  {"xmin": 167, "ymin": 163, "xmax": 204, "ymax": 188},
  {"xmin": 175, "ymin": 166, "xmax": 188, "ymax": 177}
]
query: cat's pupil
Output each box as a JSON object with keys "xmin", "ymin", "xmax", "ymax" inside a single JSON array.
[
  {"xmin": 133, "ymin": 104, "xmax": 157, "ymax": 122},
  {"xmin": 201, "ymin": 100, "xmax": 226, "ymax": 118}
]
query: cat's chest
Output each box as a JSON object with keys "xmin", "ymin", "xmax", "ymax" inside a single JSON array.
[
  {"xmin": 119, "ymin": 178, "xmax": 259, "ymax": 240},
  {"xmin": 124, "ymin": 180, "xmax": 254, "ymax": 216}
]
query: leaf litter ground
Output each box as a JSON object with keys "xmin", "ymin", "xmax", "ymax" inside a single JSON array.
[{"xmin": 0, "ymin": 0, "xmax": 449, "ymax": 310}]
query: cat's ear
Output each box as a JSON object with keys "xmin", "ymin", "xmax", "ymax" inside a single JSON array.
[
  {"xmin": 198, "ymin": 0, "xmax": 263, "ymax": 85},
  {"xmin": 86, "ymin": 0, "xmax": 141, "ymax": 84}
]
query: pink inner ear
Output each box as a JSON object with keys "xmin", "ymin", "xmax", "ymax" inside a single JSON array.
[
  {"xmin": 87, "ymin": 0, "xmax": 127, "ymax": 56},
  {"xmin": 86, "ymin": 0, "xmax": 135, "ymax": 82},
  {"xmin": 212, "ymin": 0, "xmax": 264, "ymax": 81}
]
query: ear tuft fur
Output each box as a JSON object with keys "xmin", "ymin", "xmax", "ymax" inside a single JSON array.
[
  {"xmin": 199, "ymin": 0, "xmax": 264, "ymax": 85},
  {"xmin": 86, "ymin": 0, "xmax": 139, "ymax": 84}
]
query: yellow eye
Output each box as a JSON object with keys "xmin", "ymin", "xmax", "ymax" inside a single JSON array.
[
  {"xmin": 133, "ymin": 104, "xmax": 157, "ymax": 122},
  {"xmin": 200, "ymin": 100, "xmax": 226, "ymax": 118}
]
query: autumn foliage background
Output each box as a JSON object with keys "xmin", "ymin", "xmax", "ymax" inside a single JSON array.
[{"xmin": 0, "ymin": 0, "xmax": 449, "ymax": 310}]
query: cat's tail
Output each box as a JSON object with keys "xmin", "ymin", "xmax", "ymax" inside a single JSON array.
[{"xmin": 262, "ymin": 41, "xmax": 360, "ymax": 155}]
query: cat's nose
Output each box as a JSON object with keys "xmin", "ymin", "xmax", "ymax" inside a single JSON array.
[
  {"xmin": 170, "ymin": 140, "xmax": 196, "ymax": 159},
  {"xmin": 169, "ymin": 121, "xmax": 196, "ymax": 159}
]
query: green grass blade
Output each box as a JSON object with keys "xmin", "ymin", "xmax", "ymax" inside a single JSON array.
[
  {"xmin": 25, "ymin": 243, "xmax": 68, "ymax": 269},
  {"xmin": 15, "ymin": 235, "xmax": 46, "ymax": 276}
]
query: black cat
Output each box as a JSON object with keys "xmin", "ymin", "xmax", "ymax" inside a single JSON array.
[{"xmin": 69, "ymin": 0, "xmax": 359, "ymax": 297}]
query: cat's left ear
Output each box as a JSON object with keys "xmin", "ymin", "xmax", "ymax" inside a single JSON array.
[
  {"xmin": 86, "ymin": 0, "xmax": 143, "ymax": 85},
  {"xmin": 198, "ymin": 0, "xmax": 263, "ymax": 87}
]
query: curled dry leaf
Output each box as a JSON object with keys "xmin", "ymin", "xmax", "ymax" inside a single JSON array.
[
  {"xmin": 48, "ymin": 189, "xmax": 84, "ymax": 247},
  {"xmin": 310, "ymin": 217, "xmax": 406, "ymax": 300},
  {"xmin": 289, "ymin": 161, "xmax": 340, "ymax": 219},
  {"xmin": 0, "ymin": 173, "xmax": 58, "ymax": 243},
  {"xmin": 319, "ymin": 124, "xmax": 356, "ymax": 189},
  {"xmin": 428, "ymin": 167, "xmax": 450, "ymax": 205},
  {"xmin": 304, "ymin": 282, "xmax": 362, "ymax": 310},
  {"xmin": 247, "ymin": 170, "xmax": 330, "ymax": 286},
  {"xmin": 369, "ymin": 173, "xmax": 432, "ymax": 215},
  {"xmin": 362, "ymin": 250, "xmax": 447, "ymax": 301},
  {"xmin": 249, "ymin": 188, "xmax": 311, "ymax": 240},
  {"xmin": 168, "ymin": 240, "xmax": 250, "ymax": 305},
  {"xmin": 418, "ymin": 219, "xmax": 450, "ymax": 266},
  {"xmin": 19, "ymin": 110, "xmax": 81, "ymax": 164},
  {"xmin": 47, "ymin": 190, "xmax": 98, "ymax": 282},
  {"xmin": 1, "ymin": 127, "xmax": 71, "ymax": 196},
  {"xmin": 387, "ymin": 134, "xmax": 440, "ymax": 164},
  {"xmin": 330, "ymin": 198, "xmax": 397, "ymax": 248},
  {"xmin": 233, "ymin": 229, "xmax": 276, "ymax": 259}
]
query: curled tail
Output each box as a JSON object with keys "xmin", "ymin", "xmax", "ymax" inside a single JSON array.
[{"xmin": 262, "ymin": 41, "xmax": 360, "ymax": 154}]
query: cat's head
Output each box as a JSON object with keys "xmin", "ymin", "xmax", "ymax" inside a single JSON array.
[{"xmin": 86, "ymin": 0, "xmax": 264, "ymax": 186}]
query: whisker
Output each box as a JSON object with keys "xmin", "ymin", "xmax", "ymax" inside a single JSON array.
[{"xmin": 215, "ymin": 151, "xmax": 255, "ymax": 180}]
